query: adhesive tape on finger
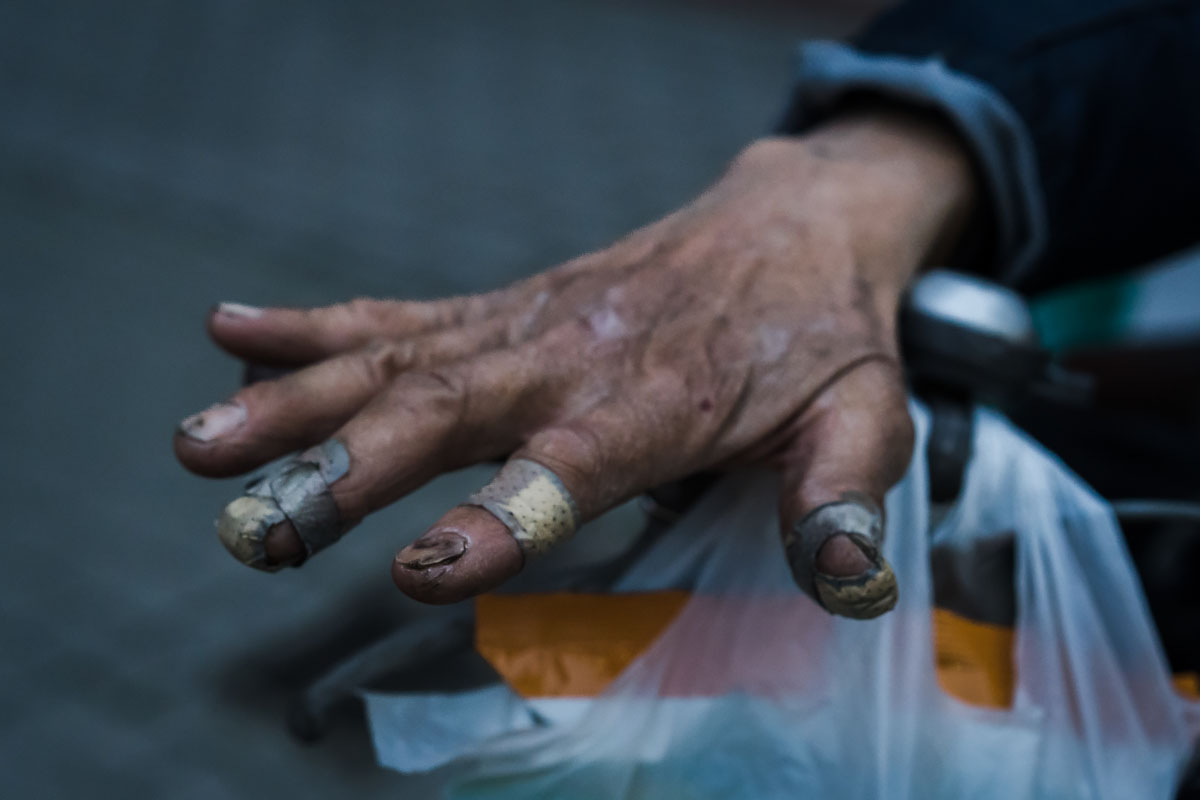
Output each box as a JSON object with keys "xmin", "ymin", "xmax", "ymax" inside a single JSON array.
[
  {"xmin": 215, "ymin": 439, "xmax": 351, "ymax": 570},
  {"xmin": 468, "ymin": 459, "xmax": 581, "ymax": 555}
]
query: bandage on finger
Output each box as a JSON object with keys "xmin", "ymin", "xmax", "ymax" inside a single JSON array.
[
  {"xmin": 216, "ymin": 335, "xmax": 584, "ymax": 573},
  {"xmin": 393, "ymin": 390, "xmax": 698, "ymax": 604},
  {"xmin": 784, "ymin": 493, "xmax": 898, "ymax": 619},
  {"xmin": 216, "ymin": 439, "xmax": 350, "ymax": 571},
  {"xmin": 468, "ymin": 458, "xmax": 582, "ymax": 555}
]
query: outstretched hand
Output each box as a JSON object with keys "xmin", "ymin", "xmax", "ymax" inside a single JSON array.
[{"xmin": 175, "ymin": 105, "xmax": 975, "ymax": 618}]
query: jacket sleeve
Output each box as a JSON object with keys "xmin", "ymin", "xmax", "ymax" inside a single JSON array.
[{"xmin": 779, "ymin": 0, "xmax": 1200, "ymax": 294}]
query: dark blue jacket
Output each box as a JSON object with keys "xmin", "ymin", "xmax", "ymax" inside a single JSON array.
[{"xmin": 786, "ymin": 0, "xmax": 1200, "ymax": 294}]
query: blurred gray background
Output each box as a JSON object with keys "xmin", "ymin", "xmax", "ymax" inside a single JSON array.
[{"xmin": 0, "ymin": 0, "xmax": 876, "ymax": 795}]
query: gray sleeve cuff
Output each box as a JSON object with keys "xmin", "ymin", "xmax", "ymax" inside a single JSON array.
[{"xmin": 779, "ymin": 41, "xmax": 1046, "ymax": 286}]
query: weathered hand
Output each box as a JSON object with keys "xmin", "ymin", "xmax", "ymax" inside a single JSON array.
[{"xmin": 175, "ymin": 106, "xmax": 975, "ymax": 618}]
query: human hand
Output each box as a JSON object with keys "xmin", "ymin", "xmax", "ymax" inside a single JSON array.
[{"xmin": 175, "ymin": 105, "xmax": 975, "ymax": 618}]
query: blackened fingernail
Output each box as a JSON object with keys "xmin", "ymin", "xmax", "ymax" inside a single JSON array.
[
  {"xmin": 396, "ymin": 531, "xmax": 468, "ymax": 569},
  {"xmin": 179, "ymin": 401, "xmax": 247, "ymax": 442}
]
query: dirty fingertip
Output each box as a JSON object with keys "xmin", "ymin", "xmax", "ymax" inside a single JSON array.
[
  {"xmin": 214, "ymin": 497, "xmax": 306, "ymax": 570},
  {"xmin": 815, "ymin": 556, "xmax": 899, "ymax": 620},
  {"xmin": 392, "ymin": 506, "xmax": 524, "ymax": 604}
]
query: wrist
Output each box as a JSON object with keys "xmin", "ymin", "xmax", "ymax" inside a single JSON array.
[{"xmin": 742, "ymin": 106, "xmax": 978, "ymax": 294}]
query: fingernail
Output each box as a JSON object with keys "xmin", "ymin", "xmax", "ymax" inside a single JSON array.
[
  {"xmin": 815, "ymin": 533, "xmax": 875, "ymax": 577},
  {"xmin": 216, "ymin": 302, "xmax": 264, "ymax": 319},
  {"xmin": 392, "ymin": 507, "xmax": 525, "ymax": 605},
  {"xmin": 396, "ymin": 531, "xmax": 468, "ymax": 569},
  {"xmin": 179, "ymin": 401, "xmax": 247, "ymax": 442}
]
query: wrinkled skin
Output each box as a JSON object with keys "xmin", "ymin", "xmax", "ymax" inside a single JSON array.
[{"xmin": 175, "ymin": 106, "xmax": 976, "ymax": 607}]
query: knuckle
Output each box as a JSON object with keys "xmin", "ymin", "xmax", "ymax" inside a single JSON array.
[
  {"xmin": 573, "ymin": 301, "xmax": 631, "ymax": 344},
  {"xmin": 398, "ymin": 366, "xmax": 470, "ymax": 418},
  {"xmin": 312, "ymin": 297, "xmax": 394, "ymax": 344},
  {"xmin": 646, "ymin": 366, "xmax": 694, "ymax": 409},
  {"xmin": 644, "ymin": 346, "xmax": 724, "ymax": 411},
  {"xmin": 343, "ymin": 297, "xmax": 389, "ymax": 323},
  {"xmin": 507, "ymin": 291, "xmax": 551, "ymax": 342},
  {"xmin": 458, "ymin": 291, "xmax": 498, "ymax": 323},
  {"xmin": 359, "ymin": 340, "xmax": 416, "ymax": 386},
  {"xmin": 523, "ymin": 425, "xmax": 606, "ymax": 489},
  {"xmin": 427, "ymin": 297, "xmax": 468, "ymax": 328},
  {"xmin": 537, "ymin": 319, "xmax": 591, "ymax": 357}
]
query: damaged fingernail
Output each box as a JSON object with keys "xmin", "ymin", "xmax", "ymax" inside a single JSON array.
[
  {"xmin": 815, "ymin": 533, "xmax": 874, "ymax": 577},
  {"xmin": 179, "ymin": 401, "xmax": 247, "ymax": 442},
  {"xmin": 392, "ymin": 507, "xmax": 525, "ymax": 605},
  {"xmin": 396, "ymin": 531, "xmax": 468, "ymax": 569},
  {"xmin": 216, "ymin": 301, "xmax": 264, "ymax": 319}
]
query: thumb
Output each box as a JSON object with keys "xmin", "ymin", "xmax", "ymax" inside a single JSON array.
[{"xmin": 779, "ymin": 359, "xmax": 915, "ymax": 620}]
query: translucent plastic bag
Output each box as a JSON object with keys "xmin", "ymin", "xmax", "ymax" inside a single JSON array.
[{"xmin": 365, "ymin": 404, "xmax": 1199, "ymax": 798}]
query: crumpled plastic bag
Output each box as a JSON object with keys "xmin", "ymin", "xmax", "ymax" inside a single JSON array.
[{"xmin": 364, "ymin": 403, "xmax": 1200, "ymax": 798}]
